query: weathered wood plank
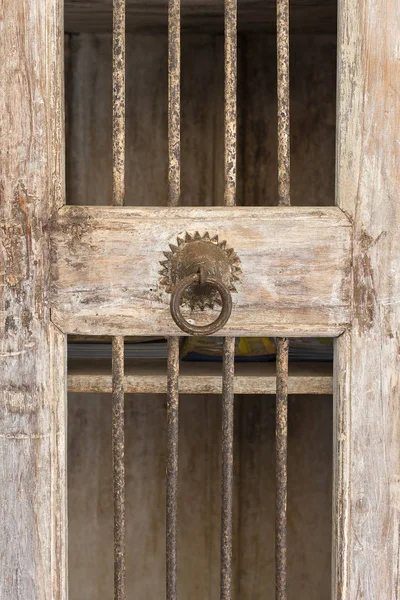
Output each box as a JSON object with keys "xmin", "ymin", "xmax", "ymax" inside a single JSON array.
[
  {"xmin": 0, "ymin": 1, "xmax": 67, "ymax": 599},
  {"xmin": 334, "ymin": 0, "xmax": 400, "ymax": 596},
  {"xmin": 50, "ymin": 206, "xmax": 352, "ymax": 336},
  {"xmin": 68, "ymin": 359, "xmax": 333, "ymax": 395}
]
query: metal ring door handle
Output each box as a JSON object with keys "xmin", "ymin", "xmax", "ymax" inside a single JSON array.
[{"xmin": 170, "ymin": 272, "xmax": 232, "ymax": 335}]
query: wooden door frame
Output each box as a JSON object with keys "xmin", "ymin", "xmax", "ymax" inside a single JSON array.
[
  {"xmin": 1, "ymin": 0, "xmax": 399, "ymax": 598},
  {"xmin": 0, "ymin": 1, "xmax": 67, "ymax": 598},
  {"xmin": 333, "ymin": 0, "xmax": 400, "ymax": 597}
]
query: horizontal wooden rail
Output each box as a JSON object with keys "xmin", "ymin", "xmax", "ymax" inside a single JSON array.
[
  {"xmin": 68, "ymin": 359, "xmax": 333, "ymax": 395},
  {"xmin": 50, "ymin": 206, "xmax": 352, "ymax": 337}
]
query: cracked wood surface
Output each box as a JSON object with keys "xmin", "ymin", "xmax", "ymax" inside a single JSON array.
[
  {"xmin": 334, "ymin": 0, "xmax": 400, "ymax": 597},
  {"xmin": 0, "ymin": 1, "xmax": 67, "ymax": 599},
  {"xmin": 50, "ymin": 206, "xmax": 352, "ymax": 337}
]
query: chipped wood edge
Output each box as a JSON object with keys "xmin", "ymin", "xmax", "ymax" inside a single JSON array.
[{"xmin": 332, "ymin": 333, "xmax": 351, "ymax": 600}]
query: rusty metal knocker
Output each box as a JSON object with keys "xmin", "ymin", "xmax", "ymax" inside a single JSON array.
[
  {"xmin": 159, "ymin": 232, "xmax": 241, "ymax": 335},
  {"xmin": 170, "ymin": 271, "xmax": 233, "ymax": 335}
]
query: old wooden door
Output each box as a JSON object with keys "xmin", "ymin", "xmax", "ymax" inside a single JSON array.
[{"xmin": 0, "ymin": 0, "xmax": 399, "ymax": 599}]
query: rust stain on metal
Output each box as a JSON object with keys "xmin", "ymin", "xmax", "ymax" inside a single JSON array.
[
  {"xmin": 276, "ymin": 337, "xmax": 289, "ymax": 600},
  {"xmin": 277, "ymin": 0, "xmax": 290, "ymax": 206},
  {"xmin": 221, "ymin": 0, "xmax": 237, "ymax": 589},
  {"xmin": 275, "ymin": 0, "xmax": 290, "ymax": 587},
  {"xmin": 113, "ymin": 0, "xmax": 126, "ymax": 207},
  {"xmin": 168, "ymin": 0, "xmax": 180, "ymax": 207},
  {"xmin": 112, "ymin": 2, "xmax": 126, "ymax": 595},
  {"xmin": 166, "ymin": 0, "xmax": 180, "ymax": 590},
  {"xmin": 224, "ymin": 0, "xmax": 237, "ymax": 207},
  {"xmin": 167, "ymin": 336, "xmax": 180, "ymax": 600},
  {"xmin": 112, "ymin": 335, "xmax": 126, "ymax": 600},
  {"xmin": 221, "ymin": 337, "xmax": 235, "ymax": 600}
]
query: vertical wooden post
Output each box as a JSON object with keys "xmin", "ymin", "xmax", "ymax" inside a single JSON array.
[
  {"xmin": 0, "ymin": 1, "xmax": 67, "ymax": 599},
  {"xmin": 334, "ymin": 0, "xmax": 400, "ymax": 597}
]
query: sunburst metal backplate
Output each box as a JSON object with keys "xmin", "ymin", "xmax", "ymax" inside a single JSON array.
[{"xmin": 159, "ymin": 232, "xmax": 242, "ymax": 310}]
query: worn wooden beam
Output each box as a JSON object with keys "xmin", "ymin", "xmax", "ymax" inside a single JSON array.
[
  {"xmin": 50, "ymin": 206, "xmax": 352, "ymax": 337},
  {"xmin": 0, "ymin": 1, "xmax": 67, "ymax": 599},
  {"xmin": 333, "ymin": 0, "xmax": 400, "ymax": 597},
  {"xmin": 68, "ymin": 359, "xmax": 333, "ymax": 395}
]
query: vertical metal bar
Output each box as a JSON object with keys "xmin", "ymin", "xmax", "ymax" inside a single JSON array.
[
  {"xmin": 112, "ymin": 2, "xmax": 126, "ymax": 599},
  {"xmin": 167, "ymin": 0, "xmax": 180, "ymax": 595},
  {"xmin": 168, "ymin": 0, "xmax": 181, "ymax": 207},
  {"xmin": 221, "ymin": 337, "xmax": 235, "ymax": 600},
  {"xmin": 276, "ymin": 0, "xmax": 290, "ymax": 596},
  {"xmin": 275, "ymin": 338, "xmax": 289, "ymax": 600},
  {"xmin": 113, "ymin": 0, "xmax": 126, "ymax": 207},
  {"xmin": 221, "ymin": 0, "xmax": 237, "ymax": 595},
  {"xmin": 277, "ymin": 0, "xmax": 290, "ymax": 206},
  {"xmin": 224, "ymin": 0, "xmax": 237, "ymax": 207},
  {"xmin": 167, "ymin": 336, "xmax": 180, "ymax": 600},
  {"xmin": 112, "ymin": 336, "xmax": 126, "ymax": 600}
]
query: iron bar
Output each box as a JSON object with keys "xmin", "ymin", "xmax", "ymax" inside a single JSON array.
[
  {"xmin": 275, "ymin": 337, "xmax": 289, "ymax": 600},
  {"xmin": 167, "ymin": 0, "xmax": 180, "ymax": 594},
  {"xmin": 220, "ymin": 337, "xmax": 235, "ymax": 600},
  {"xmin": 168, "ymin": 0, "xmax": 181, "ymax": 206},
  {"xmin": 112, "ymin": 3, "xmax": 126, "ymax": 598},
  {"xmin": 224, "ymin": 0, "xmax": 237, "ymax": 207},
  {"xmin": 276, "ymin": 0, "xmax": 290, "ymax": 595},
  {"xmin": 277, "ymin": 0, "xmax": 290, "ymax": 206},
  {"xmin": 167, "ymin": 336, "xmax": 180, "ymax": 600},
  {"xmin": 112, "ymin": 0, "xmax": 126, "ymax": 207},
  {"xmin": 112, "ymin": 336, "xmax": 126, "ymax": 600},
  {"xmin": 221, "ymin": 0, "xmax": 237, "ymax": 595}
]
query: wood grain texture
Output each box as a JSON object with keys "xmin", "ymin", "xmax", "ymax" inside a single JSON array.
[
  {"xmin": 64, "ymin": 1, "xmax": 337, "ymax": 33},
  {"xmin": 0, "ymin": 1, "xmax": 67, "ymax": 599},
  {"xmin": 68, "ymin": 359, "xmax": 333, "ymax": 395},
  {"xmin": 335, "ymin": 0, "xmax": 400, "ymax": 596},
  {"xmin": 50, "ymin": 206, "xmax": 352, "ymax": 336}
]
